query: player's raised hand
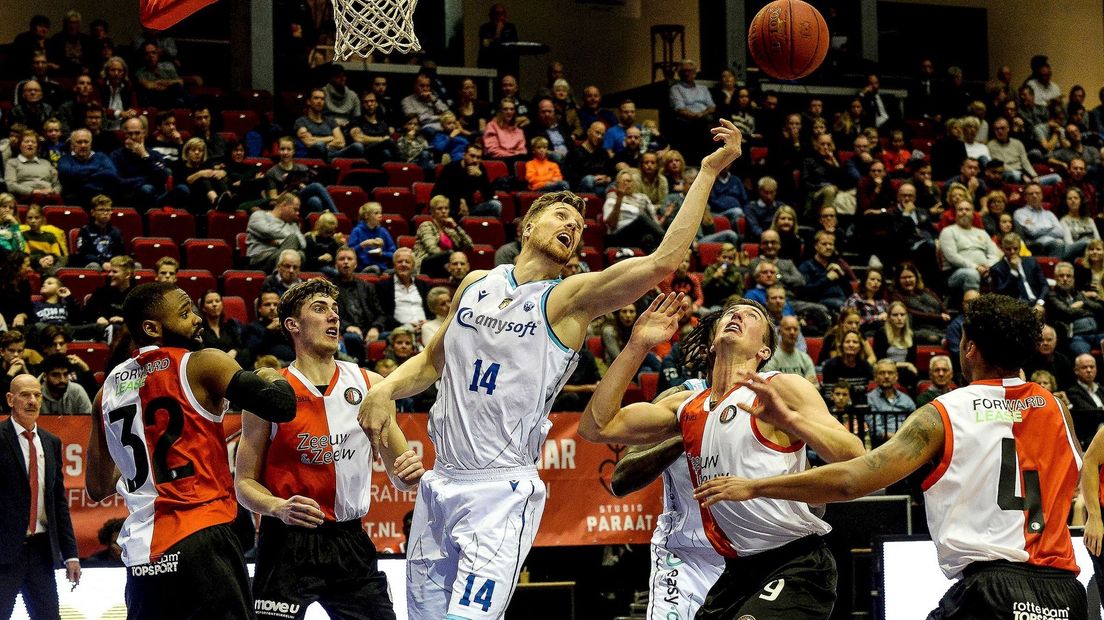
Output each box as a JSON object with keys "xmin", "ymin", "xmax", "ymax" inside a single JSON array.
[
  {"xmin": 358, "ymin": 387, "xmax": 395, "ymax": 454},
  {"xmin": 735, "ymin": 372, "xmax": 797, "ymax": 431},
  {"xmin": 629, "ymin": 293, "xmax": 688, "ymax": 350},
  {"xmin": 694, "ymin": 476, "xmax": 756, "ymax": 507},
  {"xmin": 701, "ymin": 119, "xmax": 743, "ymax": 174},
  {"xmin": 1086, "ymin": 516, "xmax": 1104, "ymax": 557},
  {"xmin": 273, "ymin": 495, "xmax": 325, "ymax": 528},
  {"xmin": 393, "ymin": 449, "xmax": 426, "ymax": 489}
]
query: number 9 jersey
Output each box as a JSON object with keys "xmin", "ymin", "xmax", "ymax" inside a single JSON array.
[{"xmin": 99, "ymin": 346, "xmax": 238, "ymax": 567}]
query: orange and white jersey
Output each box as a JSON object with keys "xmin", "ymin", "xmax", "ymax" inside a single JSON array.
[
  {"xmin": 261, "ymin": 361, "xmax": 375, "ymax": 522},
  {"xmin": 99, "ymin": 346, "xmax": 237, "ymax": 567},
  {"xmin": 678, "ymin": 373, "xmax": 830, "ymax": 558},
  {"xmin": 923, "ymin": 377, "xmax": 1082, "ymax": 579}
]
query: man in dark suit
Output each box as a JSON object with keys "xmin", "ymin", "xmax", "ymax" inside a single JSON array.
[
  {"xmin": 375, "ymin": 247, "xmax": 432, "ymax": 331},
  {"xmin": 989, "ymin": 232, "xmax": 1049, "ymax": 314},
  {"xmin": 0, "ymin": 374, "xmax": 80, "ymax": 619},
  {"xmin": 1068, "ymin": 354, "xmax": 1104, "ymax": 412}
]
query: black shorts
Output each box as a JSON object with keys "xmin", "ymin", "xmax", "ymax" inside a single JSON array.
[
  {"xmin": 125, "ymin": 523, "xmax": 251, "ymax": 620},
  {"xmin": 696, "ymin": 534, "xmax": 836, "ymax": 620},
  {"xmin": 927, "ymin": 560, "xmax": 1086, "ymax": 620},
  {"xmin": 252, "ymin": 516, "xmax": 395, "ymax": 620}
]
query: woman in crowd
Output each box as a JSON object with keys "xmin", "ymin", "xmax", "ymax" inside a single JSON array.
[
  {"xmin": 601, "ymin": 302, "xmax": 660, "ymax": 377},
  {"xmin": 891, "ymin": 261, "xmax": 949, "ymax": 344},
  {"xmin": 1081, "ymin": 239, "xmax": 1104, "ymax": 297},
  {"xmin": 198, "ymin": 289, "xmax": 242, "ymax": 360},
  {"xmin": 994, "ymin": 213, "xmax": 1031, "ymax": 256},
  {"xmin": 660, "ymin": 150, "xmax": 688, "ymax": 195},
  {"xmin": 831, "ymin": 98, "xmax": 865, "ymax": 146},
  {"xmin": 4, "ymin": 130, "xmax": 59, "ymax": 201},
  {"xmin": 482, "ymin": 98, "xmax": 527, "ymax": 168},
  {"xmin": 550, "ymin": 78, "xmax": 582, "ymax": 139},
  {"xmin": 872, "ymin": 300, "xmax": 919, "ymax": 393},
  {"xmin": 174, "ymin": 137, "xmax": 230, "ymax": 214},
  {"xmin": 818, "ymin": 307, "xmax": 875, "ymax": 365},
  {"xmin": 980, "ymin": 190, "xmax": 1008, "ymax": 236},
  {"xmin": 1060, "ymin": 187, "xmax": 1098, "ymax": 260},
  {"xmin": 454, "ymin": 78, "xmax": 489, "ymax": 138},
  {"xmin": 0, "ymin": 251, "xmax": 33, "ymax": 332},
  {"xmin": 414, "ymin": 195, "xmax": 473, "ymax": 279},
  {"xmin": 821, "ymin": 329, "xmax": 875, "ymax": 405},
  {"xmin": 844, "ymin": 269, "xmax": 889, "ymax": 336},
  {"xmin": 265, "ymin": 136, "xmax": 339, "ymax": 214},
  {"xmin": 304, "ymin": 212, "xmax": 345, "ymax": 274},
  {"xmin": 769, "ymin": 205, "xmax": 802, "ymax": 262}
]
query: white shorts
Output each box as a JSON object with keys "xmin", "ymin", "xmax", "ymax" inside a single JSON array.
[
  {"xmin": 647, "ymin": 544, "xmax": 725, "ymax": 620},
  {"xmin": 406, "ymin": 467, "xmax": 546, "ymax": 620}
]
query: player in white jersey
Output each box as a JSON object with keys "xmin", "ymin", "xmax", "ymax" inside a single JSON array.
[
  {"xmin": 698, "ymin": 294, "xmax": 1087, "ymax": 619},
  {"xmin": 581, "ymin": 294, "xmax": 864, "ymax": 618},
  {"xmin": 611, "ymin": 379, "xmax": 724, "ymax": 620},
  {"xmin": 359, "ymin": 121, "xmax": 746, "ymax": 619},
  {"xmin": 235, "ymin": 279, "xmax": 424, "ymax": 620}
]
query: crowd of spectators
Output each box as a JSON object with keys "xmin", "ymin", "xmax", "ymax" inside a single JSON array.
[{"xmin": 4, "ymin": 11, "xmax": 1104, "ymax": 452}]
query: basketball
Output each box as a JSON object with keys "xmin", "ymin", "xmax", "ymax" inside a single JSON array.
[{"xmin": 748, "ymin": 0, "xmax": 830, "ymax": 81}]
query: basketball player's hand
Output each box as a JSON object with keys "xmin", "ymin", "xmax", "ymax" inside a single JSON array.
[
  {"xmin": 393, "ymin": 449, "xmax": 425, "ymax": 488},
  {"xmin": 359, "ymin": 388, "xmax": 395, "ymax": 453},
  {"xmin": 630, "ymin": 293, "xmax": 688, "ymax": 349},
  {"xmin": 273, "ymin": 495, "xmax": 325, "ymax": 528},
  {"xmin": 694, "ymin": 476, "xmax": 755, "ymax": 506},
  {"xmin": 701, "ymin": 119, "xmax": 743, "ymax": 174},
  {"xmin": 736, "ymin": 372, "xmax": 797, "ymax": 431},
  {"xmin": 1086, "ymin": 517, "xmax": 1104, "ymax": 556}
]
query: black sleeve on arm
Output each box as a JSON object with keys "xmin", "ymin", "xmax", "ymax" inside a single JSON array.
[{"xmin": 226, "ymin": 369, "xmax": 297, "ymax": 423}]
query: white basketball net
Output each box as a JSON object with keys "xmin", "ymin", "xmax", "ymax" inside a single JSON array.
[{"xmin": 333, "ymin": 0, "xmax": 422, "ymax": 60}]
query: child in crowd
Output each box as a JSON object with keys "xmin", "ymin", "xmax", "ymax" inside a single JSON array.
[
  {"xmin": 32, "ymin": 276, "xmax": 79, "ymax": 327},
  {"xmin": 397, "ymin": 114, "xmax": 434, "ymax": 172},
  {"xmin": 21, "ymin": 204, "xmax": 67, "ymax": 274},
  {"xmin": 347, "ymin": 201, "xmax": 396, "ymax": 273},
  {"xmin": 525, "ymin": 136, "xmax": 570, "ymax": 192},
  {"xmin": 431, "ymin": 111, "xmax": 469, "ymax": 163}
]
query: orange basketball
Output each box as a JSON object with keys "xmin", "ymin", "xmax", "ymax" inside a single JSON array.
[{"xmin": 748, "ymin": 0, "xmax": 829, "ymax": 81}]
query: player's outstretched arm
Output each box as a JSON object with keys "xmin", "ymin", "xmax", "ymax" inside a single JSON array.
[
  {"xmin": 695, "ymin": 404, "xmax": 945, "ymax": 506},
  {"xmin": 610, "ymin": 385, "xmax": 692, "ymax": 496},
  {"xmin": 1082, "ymin": 426, "xmax": 1104, "ymax": 556},
  {"xmin": 235, "ymin": 411, "xmax": 325, "ymax": 527},
  {"xmin": 190, "ymin": 348, "xmax": 296, "ymax": 423},
  {"xmin": 579, "ymin": 294, "xmax": 688, "ymax": 444},
  {"xmin": 738, "ymin": 373, "xmax": 865, "ymax": 463},
  {"xmin": 368, "ymin": 370, "xmax": 426, "ymax": 491},
  {"xmin": 86, "ymin": 390, "xmax": 121, "ymax": 502},
  {"xmin": 554, "ymin": 121, "xmax": 743, "ymax": 320}
]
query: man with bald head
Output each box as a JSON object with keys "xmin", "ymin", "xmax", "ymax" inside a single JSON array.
[
  {"xmin": 10, "ymin": 80, "xmax": 53, "ymax": 133},
  {"xmin": 0, "ymin": 374, "xmax": 81, "ymax": 619},
  {"xmin": 763, "ymin": 315, "xmax": 817, "ymax": 383},
  {"xmin": 1067, "ymin": 354, "xmax": 1104, "ymax": 412}
]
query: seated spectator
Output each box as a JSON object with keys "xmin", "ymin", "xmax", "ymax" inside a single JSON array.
[
  {"xmin": 578, "ymin": 85, "xmax": 615, "ymax": 135},
  {"xmin": 821, "ymin": 329, "xmax": 874, "ymax": 405},
  {"xmin": 420, "ymin": 286, "xmax": 451, "ymax": 347},
  {"xmin": 261, "ymin": 249, "xmax": 302, "ymax": 297},
  {"xmin": 744, "ymin": 176, "xmax": 783, "ymax": 241},
  {"xmin": 400, "ymin": 72, "xmax": 450, "ymax": 135},
  {"xmin": 603, "ymin": 99, "xmax": 640, "ymax": 156},
  {"xmin": 294, "ymin": 88, "xmax": 365, "ymax": 161},
  {"xmin": 265, "ymin": 137, "xmax": 338, "ymax": 215},
  {"xmin": 347, "ymin": 202, "xmax": 395, "ymax": 274},
  {"xmin": 872, "ymin": 301, "xmax": 920, "ymax": 392},
  {"xmin": 396, "ymin": 114, "xmax": 435, "ymax": 172},
  {"xmin": 702, "ymin": 243, "xmax": 745, "ymax": 310},
  {"xmin": 917, "ymin": 355, "xmax": 956, "ymax": 406},
  {"xmin": 882, "ymin": 129, "xmax": 915, "ymax": 176},
  {"xmin": 1083, "ymin": 239, "xmax": 1104, "ymax": 297},
  {"xmin": 994, "ymin": 214, "xmax": 1030, "ymax": 254},
  {"xmin": 990, "ymin": 232, "xmax": 1049, "ymax": 311},
  {"xmin": 85, "ymin": 255, "xmax": 134, "ymax": 330},
  {"xmin": 147, "ymin": 110, "xmax": 183, "ymax": 163},
  {"xmin": 71, "ymin": 195, "xmax": 124, "ymax": 270},
  {"xmin": 1067, "ymin": 353, "xmax": 1104, "ymax": 411},
  {"xmin": 134, "ymin": 41, "xmax": 187, "ymax": 108},
  {"xmin": 603, "ymin": 170, "xmax": 664, "ymax": 253},
  {"xmin": 667, "ymin": 59, "xmax": 715, "ymax": 161},
  {"xmin": 818, "ymin": 308, "xmax": 872, "ymax": 365},
  {"xmin": 31, "ymin": 275, "xmax": 78, "ymax": 331},
  {"xmin": 246, "ymin": 193, "xmax": 306, "ymax": 273},
  {"xmin": 525, "ymin": 97, "xmax": 573, "ymax": 164},
  {"xmin": 661, "ymin": 149, "xmax": 689, "ymax": 195},
  {"xmin": 750, "ymin": 229, "xmax": 803, "ymax": 291},
  {"xmin": 39, "ymin": 353, "xmax": 92, "ymax": 415},
  {"xmin": 634, "ymin": 151, "xmax": 668, "ymax": 209},
  {"xmin": 431, "ymin": 143, "xmax": 502, "ymax": 217},
  {"xmin": 454, "ymin": 78, "xmax": 490, "ymax": 138},
  {"xmin": 0, "ymin": 252, "xmax": 33, "ymax": 335},
  {"xmin": 5, "ymin": 130, "xmax": 59, "ymax": 201},
  {"xmin": 21, "ymin": 205, "xmax": 66, "ymax": 273},
  {"xmin": 1046, "ymin": 261, "xmax": 1104, "ymax": 356},
  {"xmin": 866, "ymin": 359, "xmax": 916, "ymax": 445},
  {"xmin": 1022, "ymin": 324, "xmax": 1074, "ymax": 390},
  {"xmin": 58, "ymin": 129, "xmax": 118, "ymax": 205},
  {"xmin": 980, "ymin": 189, "xmax": 1008, "ymax": 236},
  {"xmin": 1065, "ymin": 158, "xmax": 1097, "ymax": 212},
  {"xmin": 414, "ymin": 196, "xmax": 474, "ymax": 278},
  {"xmin": 524, "ymin": 137, "xmax": 569, "ymax": 192},
  {"xmin": 84, "ymin": 104, "xmax": 122, "ymax": 155},
  {"xmin": 97, "ymin": 56, "xmax": 137, "ymax": 131},
  {"xmin": 241, "ymin": 291, "xmax": 293, "ymax": 366},
  {"xmin": 844, "ymin": 269, "xmax": 889, "ymax": 336},
  {"xmin": 799, "ymin": 230, "xmax": 856, "ymax": 313},
  {"xmin": 304, "ymin": 212, "xmax": 344, "ymax": 274},
  {"xmin": 385, "ymin": 325, "xmax": 420, "ymax": 368},
  {"xmin": 110, "ymin": 117, "xmax": 171, "ymax": 209},
  {"xmin": 960, "ymin": 116, "xmax": 990, "ymax": 165},
  {"xmin": 1060, "ymin": 187, "xmax": 1098, "ymax": 253},
  {"xmin": 173, "ymin": 137, "xmax": 231, "ymax": 214},
  {"xmin": 988, "ymin": 117, "xmax": 1060, "ymax": 184},
  {"xmin": 321, "ymin": 64, "xmax": 359, "ymax": 128},
  {"xmin": 36, "ymin": 325, "xmax": 96, "ymax": 392},
  {"xmin": 566, "ymin": 122, "xmax": 614, "ymax": 195},
  {"xmin": 197, "ymin": 290, "xmax": 243, "ymax": 360},
  {"xmin": 483, "ymin": 98, "xmax": 527, "ymax": 169},
  {"xmin": 155, "ymin": 256, "xmax": 178, "ymax": 283},
  {"xmin": 763, "ymin": 315, "xmax": 817, "ymax": 384},
  {"xmin": 431, "ymin": 112, "xmax": 469, "ymax": 164},
  {"xmin": 707, "ymin": 163, "xmax": 747, "ymax": 223},
  {"xmin": 375, "ymin": 248, "xmax": 431, "ymax": 330},
  {"xmin": 802, "ymin": 133, "xmax": 857, "ymax": 217},
  {"xmin": 10, "ymin": 80, "xmax": 53, "ymax": 133},
  {"xmin": 329, "ymin": 248, "xmax": 386, "ymax": 361},
  {"xmin": 769, "ymin": 205, "xmax": 802, "ymax": 263},
  {"xmin": 347, "ymin": 91, "xmax": 399, "ymax": 166},
  {"xmin": 939, "ymin": 199, "xmax": 1002, "ymax": 292},
  {"xmin": 0, "ymin": 195, "xmax": 26, "ymax": 255},
  {"xmin": 891, "ymin": 261, "xmax": 949, "ymax": 344},
  {"xmin": 190, "ymin": 105, "xmax": 227, "ymax": 163},
  {"xmin": 1015, "ymin": 182, "xmax": 1071, "ymax": 257},
  {"xmin": 446, "ymin": 251, "xmax": 470, "ymax": 291}
]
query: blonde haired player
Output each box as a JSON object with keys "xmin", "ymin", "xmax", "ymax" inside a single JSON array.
[{"xmin": 360, "ymin": 120, "xmax": 745, "ymax": 619}]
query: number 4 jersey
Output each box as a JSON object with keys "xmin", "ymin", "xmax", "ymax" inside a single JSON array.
[
  {"xmin": 99, "ymin": 346, "xmax": 238, "ymax": 567},
  {"xmin": 923, "ymin": 377, "xmax": 1082, "ymax": 579},
  {"xmin": 432, "ymin": 265, "xmax": 579, "ymax": 470}
]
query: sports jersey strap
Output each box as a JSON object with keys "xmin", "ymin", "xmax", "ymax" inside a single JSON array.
[
  {"xmin": 921, "ymin": 399, "xmax": 954, "ymax": 491},
  {"xmin": 179, "ymin": 351, "xmax": 223, "ymax": 423}
]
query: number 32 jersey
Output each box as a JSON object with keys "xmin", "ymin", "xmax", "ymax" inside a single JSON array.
[
  {"xmin": 99, "ymin": 346, "xmax": 237, "ymax": 567},
  {"xmin": 432, "ymin": 265, "xmax": 579, "ymax": 470}
]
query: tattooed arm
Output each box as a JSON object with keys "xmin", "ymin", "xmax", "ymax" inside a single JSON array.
[{"xmin": 694, "ymin": 405, "xmax": 945, "ymax": 506}]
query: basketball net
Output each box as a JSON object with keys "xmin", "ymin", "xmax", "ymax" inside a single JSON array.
[{"xmin": 333, "ymin": 0, "xmax": 422, "ymax": 60}]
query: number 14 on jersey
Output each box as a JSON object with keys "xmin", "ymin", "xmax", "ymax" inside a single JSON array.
[{"xmin": 469, "ymin": 358, "xmax": 500, "ymax": 395}]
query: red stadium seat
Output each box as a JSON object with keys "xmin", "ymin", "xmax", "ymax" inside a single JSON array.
[
  {"xmin": 130, "ymin": 269, "xmax": 157, "ymax": 285},
  {"xmin": 207, "ymin": 210, "xmax": 250, "ymax": 244},
  {"xmin": 587, "ymin": 336, "xmax": 603, "ymax": 359},
  {"xmin": 397, "ymin": 235, "xmax": 416, "ymax": 249},
  {"xmin": 380, "ymin": 214, "xmax": 409, "ymax": 237},
  {"xmin": 183, "ymin": 238, "xmax": 234, "ymax": 273},
  {"xmin": 372, "ymin": 187, "xmax": 416, "ymax": 222},
  {"xmin": 337, "ymin": 168, "xmax": 387, "ymax": 191},
  {"xmin": 713, "ymin": 216, "xmax": 731, "ymax": 232},
  {"xmin": 749, "ymin": 147, "xmax": 769, "ymax": 164},
  {"xmin": 147, "ymin": 208, "xmax": 196, "ymax": 246},
  {"xmin": 461, "ymin": 217, "xmax": 505, "ymax": 247},
  {"xmin": 741, "ymin": 242, "xmax": 760, "ymax": 258},
  {"xmin": 805, "ymin": 337, "xmax": 824, "ymax": 362},
  {"xmin": 111, "ymin": 208, "xmax": 143, "ymax": 250},
  {"xmin": 221, "ymin": 295, "xmax": 249, "ymax": 324},
  {"xmin": 697, "ymin": 242, "xmax": 724, "ymax": 266},
  {"xmin": 638, "ymin": 372, "xmax": 659, "ymax": 402},
  {"xmin": 383, "ymin": 162, "xmax": 424, "ymax": 187},
  {"xmin": 306, "ymin": 212, "xmax": 353, "ymax": 235},
  {"xmin": 470, "ymin": 244, "xmax": 496, "ymax": 270},
  {"xmin": 354, "ymin": 273, "xmax": 380, "ymax": 285},
  {"xmin": 578, "ymin": 246, "xmax": 604, "ymax": 271},
  {"xmin": 495, "ymin": 192, "xmax": 517, "ymax": 222},
  {"xmin": 366, "ymin": 339, "xmax": 388, "ymax": 361},
  {"xmin": 42, "ymin": 206, "xmax": 88, "ymax": 232},
  {"xmin": 514, "ymin": 160, "xmax": 527, "ymax": 180},
  {"xmin": 412, "ymin": 182, "xmax": 434, "ymax": 209},
  {"xmin": 606, "ymin": 247, "xmax": 643, "ymax": 264},
  {"xmin": 915, "ymin": 346, "xmax": 950, "ymax": 375},
  {"xmin": 236, "ymin": 232, "xmax": 248, "ymax": 260},
  {"xmin": 412, "ymin": 215, "xmax": 432, "ymax": 229},
  {"xmin": 1036, "ymin": 256, "xmax": 1060, "ymax": 279},
  {"xmin": 582, "ymin": 220, "xmax": 604, "ymax": 251},
  {"xmin": 69, "ymin": 341, "xmax": 111, "ymax": 373},
  {"xmin": 132, "ymin": 237, "xmax": 179, "ymax": 266},
  {"xmin": 221, "ymin": 110, "xmax": 260, "ymax": 137},
  {"xmin": 222, "ymin": 270, "xmax": 267, "ymax": 305},
  {"xmin": 327, "ymin": 185, "xmax": 371, "ymax": 222},
  {"xmin": 55, "ymin": 268, "xmax": 105, "ymax": 302},
  {"xmin": 578, "ymin": 193, "xmax": 603, "ymax": 219},
  {"xmin": 176, "ymin": 270, "xmax": 217, "ymax": 301},
  {"xmin": 482, "ymin": 160, "xmax": 509, "ymax": 184},
  {"xmin": 515, "ymin": 191, "xmax": 541, "ymax": 214}
]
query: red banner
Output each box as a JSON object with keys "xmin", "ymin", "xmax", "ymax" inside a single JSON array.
[{"xmin": 33, "ymin": 413, "xmax": 662, "ymax": 557}]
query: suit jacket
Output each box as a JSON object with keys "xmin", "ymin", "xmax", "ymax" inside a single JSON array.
[
  {"xmin": 989, "ymin": 257, "xmax": 1050, "ymax": 303},
  {"xmin": 375, "ymin": 275, "xmax": 433, "ymax": 330},
  {"xmin": 0, "ymin": 418, "xmax": 78, "ymax": 567},
  {"xmin": 1067, "ymin": 382, "xmax": 1104, "ymax": 411}
]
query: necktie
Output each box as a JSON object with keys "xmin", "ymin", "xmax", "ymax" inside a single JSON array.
[{"xmin": 22, "ymin": 430, "xmax": 38, "ymax": 535}]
